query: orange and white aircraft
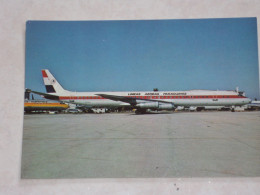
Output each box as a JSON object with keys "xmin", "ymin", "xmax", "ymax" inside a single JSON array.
[{"xmin": 28, "ymin": 69, "xmax": 251, "ymax": 114}]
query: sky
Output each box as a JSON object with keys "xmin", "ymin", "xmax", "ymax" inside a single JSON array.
[{"xmin": 25, "ymin": 18, "xmax": 260, "ymax": 99}]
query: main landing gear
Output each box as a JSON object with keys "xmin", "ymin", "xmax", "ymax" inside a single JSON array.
[{"xmin": 135, "ymin": 109, "xmax": 147, "ymax": 114}]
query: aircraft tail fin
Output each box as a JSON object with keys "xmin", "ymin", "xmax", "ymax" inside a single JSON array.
[{"xmin": 41, "ymin": 69, "xmax": 65, "ymax": 94}]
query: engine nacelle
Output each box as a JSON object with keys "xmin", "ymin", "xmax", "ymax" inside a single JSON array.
[
  {"xmin": 136, "ymin": 102, "xmax": 159, "ymax": 108},
  {"xmin": 189, "ymin": 106, "xmax": 197, "ymax": 111},
  {"xmin": 158, "ymin": 104, "xmax": 174, "ymax": 110},
  {"xmin": 136, "ymin": 102, "xmax": 174, "ymax": 110}
]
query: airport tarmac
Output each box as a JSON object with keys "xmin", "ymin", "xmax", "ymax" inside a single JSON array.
[{"xmin": 21, "ymin": 111, "xmax": 260, "ymax": 178}]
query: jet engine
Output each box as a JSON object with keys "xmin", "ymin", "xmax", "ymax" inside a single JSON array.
[
  {"xmin": 136, "ymin": 102, "xmax": 159, "ymax": 108},
  {"xmin": 136, "ymin": 102, "xmax": 174, "ymax": 110},
  {"xmin": 158, "ymin": 103, "xmax": 174, "ymax": 110}
]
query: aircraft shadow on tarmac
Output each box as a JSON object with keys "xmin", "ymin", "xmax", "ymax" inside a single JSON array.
[{"xmin": 129, "ymin": 111, "xmax": 175, "ymax": 115}]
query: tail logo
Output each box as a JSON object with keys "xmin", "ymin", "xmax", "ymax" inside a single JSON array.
[
  {"xmin": 45, "ymin": 85, "xmax": 56, "ymax": 93},
  {"xmin": 42, "ymin": 69, "xmax": 65, "ymax": 94}
]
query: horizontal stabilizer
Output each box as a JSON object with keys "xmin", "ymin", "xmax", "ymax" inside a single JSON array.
[{"xmin": 26, "ymin": 89, "xmax": 60, "ymax": 101}]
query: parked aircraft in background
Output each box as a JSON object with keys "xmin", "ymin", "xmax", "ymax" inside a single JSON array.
[
  {"xmin": 27, "ymin": 69, "xmax": 251, "ymax": 114},
  {"xmin": 246, "ymin": 100, "xmax": 260, "ymax": 110},
  {"xmin": 24, "ymin": 100, "xmax": 69, "ymax": 113}
]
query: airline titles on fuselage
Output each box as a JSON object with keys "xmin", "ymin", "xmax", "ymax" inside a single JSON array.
[{"xmin": 128, "ymin": 92, "xmax": 187, "ymax": 96}]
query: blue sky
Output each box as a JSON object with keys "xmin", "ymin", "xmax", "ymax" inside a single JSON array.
[{"xmin": 25, "ymin": 18, "xmax": 259, "ymax": 99}]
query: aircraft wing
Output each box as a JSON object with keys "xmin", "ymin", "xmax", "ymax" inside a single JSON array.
[
  {"xmin": 26, "ymin": 89, "xmax": 60, "ymax": 100},
  {"xmin": 96, "ymin": 94, "xmax": 137, "ymax": 105},
  {"xmin": 96, "ymin": 94, "xmax": 171, "ymax": 105}
]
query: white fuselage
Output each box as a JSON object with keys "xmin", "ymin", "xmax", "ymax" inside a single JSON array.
[{"xmin": 51, "ymin": 90, "xmax": 251, "ymax": 108}]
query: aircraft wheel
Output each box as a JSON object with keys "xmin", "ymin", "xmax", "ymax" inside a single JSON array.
[
  {"xmin": 88, "ymin": 109, "xmax": 94, "ymax": 113},
  {"xmin": 135, "ymin": 110, "xmax": 141, "ymax": 114},
  {"xmin": 135, "ymin": 109, "xmax": 146, "ymax": 114}
]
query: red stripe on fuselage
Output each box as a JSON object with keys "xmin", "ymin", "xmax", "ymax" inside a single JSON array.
[
  {"xmin": 58, "ymin": 95, "xmax": 247, "ymax": 100},
  {"xmin": 42, "ymin": 70, "xmax": 48, "ymax": 78}
]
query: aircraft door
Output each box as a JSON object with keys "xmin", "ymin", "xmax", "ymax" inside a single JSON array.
[{"xmin": 212, "ymin": 96, "xmax": 218, "ymax": 102}]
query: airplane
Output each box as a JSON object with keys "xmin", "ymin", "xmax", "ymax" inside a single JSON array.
[
  {"xmin": 27, "ymin": 69, "xmax": 252, "ymax": 114},
  {"xmin": 246, "ymin": 100, "xmax": 260, "ymax": 110}
]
